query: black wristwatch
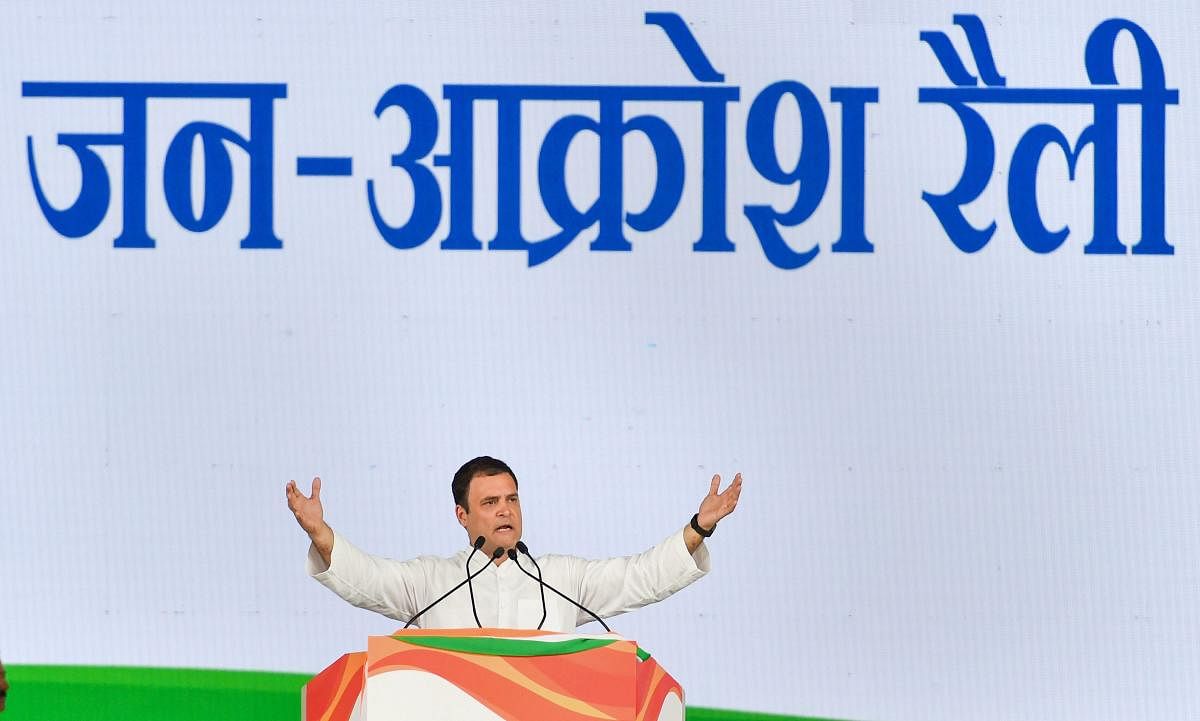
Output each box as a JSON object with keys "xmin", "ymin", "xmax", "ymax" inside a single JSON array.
[{"xmin": 690, "ymin": 513, "xmax": 715, "ymax": 538}]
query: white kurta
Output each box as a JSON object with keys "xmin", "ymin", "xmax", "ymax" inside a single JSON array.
[{"xmin": 307, "ymin": 529, "xmax": 710, "ymax": 631}]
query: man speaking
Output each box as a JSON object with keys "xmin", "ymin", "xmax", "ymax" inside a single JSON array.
[{"xmin": 286, "ymin": 456, "xmax": 742, "ymax": 631}]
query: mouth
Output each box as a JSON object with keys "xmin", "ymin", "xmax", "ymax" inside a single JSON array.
[{"xmin": 494, "ymin": 524, "xmax": 514, "ymax": 534}]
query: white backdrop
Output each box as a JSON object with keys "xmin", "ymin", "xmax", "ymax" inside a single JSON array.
[{"xmin": 1, "ymin": 3, "xmax": 1197, "ymax": 720}]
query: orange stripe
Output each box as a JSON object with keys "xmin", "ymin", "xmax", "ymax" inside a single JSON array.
[
  {"xmin": 304, "ymin": 654, "xmax": 347, "ymax": 720},
  {"xmin": 377, "ymin": 633, "xmax": 634, "ymax": 699},
  {"xmin": 482, "ymin": 654, "xmax": 628, "ymax": 717},
  {"xmin": 503, "ymin": 648, "xmax": 631, "ymax": 704},
  {"xmin": 635, "ymin": 660, "xmax": 683, "ymax": 721},
  {"xmin": 371, "ymin": 647, "xmax": 619, "ymax": 721},
  {"xmin": 303, "ymin": 653, "xmax": 366, "ymax": 721},
  {"xmin": 374, "ymin": 643, "xmax": 630, "ymax": 707}
]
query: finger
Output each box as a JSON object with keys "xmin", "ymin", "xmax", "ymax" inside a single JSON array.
[
  {"xmin": 721, "ymin": 476, "xmax": 742, "ymax": 513},
  {"xmin": 312, "ymin": 476, "xmax": 322, "ymax": 499},
  {"xmin": 709, "ymin": 474, "xmax": 721, "ymax": 496}
]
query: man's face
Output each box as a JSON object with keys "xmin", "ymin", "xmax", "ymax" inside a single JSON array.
[
  {"xmin": 456, "ymin": 471, "xmax": 522, "ymax": 556},
  {"xmin": 0, "ymin": 659, "xmax": 8, "ymax": 712}
]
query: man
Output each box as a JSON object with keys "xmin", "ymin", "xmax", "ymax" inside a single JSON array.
[
  {"xmin": 286, "ymin": 456, "xmax": 742, "ymax": 631},
  {"xmin": 0, "ymin": 657, "xmax": 8, "ymax": 713}
]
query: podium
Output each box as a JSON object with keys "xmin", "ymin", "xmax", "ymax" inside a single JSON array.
[{"xmin": 303, "ymin": 628, "xmax": 685, "ymax": 721}]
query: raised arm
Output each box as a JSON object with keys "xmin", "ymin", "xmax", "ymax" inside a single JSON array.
[
  {"xmin": 572, "ymin": 472, "xmax": 742, "ymax": 622},
  {"xmin": 286, "ymin": 476, "xmax": 335, "ymax": 566}
]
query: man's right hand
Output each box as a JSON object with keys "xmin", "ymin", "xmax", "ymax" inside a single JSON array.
[{"xmin": 287, "ymin": 477, "xmax": 334, "ymax": 566}]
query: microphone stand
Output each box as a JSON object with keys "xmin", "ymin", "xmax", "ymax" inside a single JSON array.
[
  {"xmin": 404, "ymin": 539, "xmax": 499, "ymax": 629},
  {"xmin": 508, "ymin": 546, "xmax": 611, "ymax": 633}
]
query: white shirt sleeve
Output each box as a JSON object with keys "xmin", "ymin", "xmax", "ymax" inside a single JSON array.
[
  {"xmin": 571, "ymin": 527, "xmax": 711, "ymax": 623},
  {"xmin": 307, "ymin": 531, "xmax": 431, "ymax": 622}
]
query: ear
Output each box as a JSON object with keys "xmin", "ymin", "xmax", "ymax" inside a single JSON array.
[{"xmin": 455, "ymin": 504, "xmax": 468, "ymax": 528}]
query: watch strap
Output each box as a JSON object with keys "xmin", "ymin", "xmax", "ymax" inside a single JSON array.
[{"xmin": 690, "ymin": 512, "xmax": 715, "ymax": 538}]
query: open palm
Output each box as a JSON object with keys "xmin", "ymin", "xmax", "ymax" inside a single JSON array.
[
  {"xmin": 286, "ymin": 477, "xmax": 326, "ymax": 536},
  {"xmin": 697, "ymin": 472, "xmax": 742, "ymax": 528}
]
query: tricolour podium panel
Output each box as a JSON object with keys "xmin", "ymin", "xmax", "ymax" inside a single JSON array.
[{"xmin": 303, "ymin": 629, "xmax": 684, "ymax": 721}]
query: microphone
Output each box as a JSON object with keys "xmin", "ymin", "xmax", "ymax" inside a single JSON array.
[
  {"xmin": 515, "ymin": 541, "xmax": 547, "ymax": 629},
  {"xmin": 403, "ymin": 537, "xmax": 497, "ymax": 629},
  {"xmin": 467, "ymin": 536, "xmax": 487, "ymax": 628},
  {"xmin": 508, "ymin": 545, "xmax": 611, "ymax": 633}
]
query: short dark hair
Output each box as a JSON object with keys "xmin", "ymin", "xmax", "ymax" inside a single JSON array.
[{"xmin": 452, "ymin": 456, "xmax": 518, "ymax": 510}]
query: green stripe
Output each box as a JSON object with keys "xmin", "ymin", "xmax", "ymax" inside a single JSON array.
[
  {"xmin": 394, "ymin": 635, "xmax": 617, "ymax": 656},
  {"xmin": 686, "ymin": 710, "xmax": 856, "ymax": 721},
  {"xmin": 395, "ymin": 635, "xmax": 655, "ymax": 662},
  {"xmin": 3, "ymin": 665, "xmax": 308, "ymax": 721},
  {"xmin": 1, "ymin": 664, "xmax": 856, "ymax": 721}
]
